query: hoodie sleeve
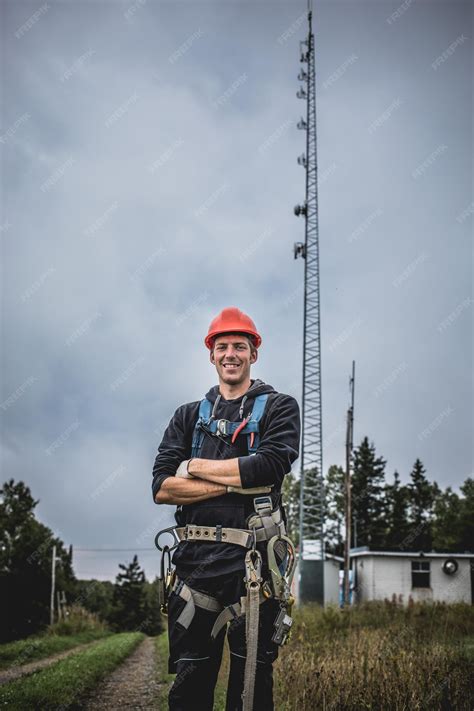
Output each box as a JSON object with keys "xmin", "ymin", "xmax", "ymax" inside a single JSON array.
[
  {"xmin": 238, "ymin": 394, "xmax": 300, "ymax": 489},
  {"xmin": 151, "ymin": 404, "xmax": 193, "ymax": 502}
]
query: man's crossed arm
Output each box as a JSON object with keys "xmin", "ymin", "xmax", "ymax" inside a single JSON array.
[{"xmin": 155, "ymin": 457, "xmax": 241, "ymax": 505}]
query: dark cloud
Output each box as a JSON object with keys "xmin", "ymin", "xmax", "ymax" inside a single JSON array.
[{"xmin": 1, "ymin": 0, "xmax": 472, "ymax": 580}]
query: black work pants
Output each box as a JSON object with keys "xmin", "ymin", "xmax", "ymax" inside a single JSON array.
[{"xmin": 167, "ymin": 569, "xmax": 280, "ymax": 711}]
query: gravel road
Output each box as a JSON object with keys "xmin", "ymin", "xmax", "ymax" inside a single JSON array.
[{"xmin": 81, "ymin": 637, "xmax": 163, "ymax": 710}]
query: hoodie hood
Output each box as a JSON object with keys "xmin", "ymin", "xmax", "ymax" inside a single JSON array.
[{"xmin": 204, "ymin": 378, "xmax": 276, "ymax": 404}]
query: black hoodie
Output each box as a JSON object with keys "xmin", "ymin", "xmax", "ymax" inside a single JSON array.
[{"xmin": 152, "ymin": 379, "xmax": 300, "ymax": 578}]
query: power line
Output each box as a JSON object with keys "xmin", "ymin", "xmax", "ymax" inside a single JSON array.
[{"xmin": 74, "ymin": 547, "xmax": 156, "ymax": 552}]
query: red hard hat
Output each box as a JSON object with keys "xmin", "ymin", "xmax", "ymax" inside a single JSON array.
[{"xmin": 205, "ymin": 307, "xmax": 262, "ymax": 350}]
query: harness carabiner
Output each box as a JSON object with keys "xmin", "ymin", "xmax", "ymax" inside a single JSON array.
[
  {"xmin": 158, "ymin": 544, "xmax": 175, "ymax": 615},
  {"xmin": 245, "ymin": 548, "xmax": 262, "ymax": 588},
  {"xmin": 154, "ymin": 526, "xmax": 180, "ymax": 552}
]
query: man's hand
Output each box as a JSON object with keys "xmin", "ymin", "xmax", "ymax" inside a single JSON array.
[{"xmin": 176, "ymin": 460, "xmax": 194, "ymax": 479}]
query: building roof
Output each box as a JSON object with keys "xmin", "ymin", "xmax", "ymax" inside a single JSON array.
[
  {"xmin": 350, "ymin": 549, "xmax": 473, "ymax": 559},
  {"xmin": 326, "ymin": 553, "xmax": 344, "ymax": 563}
]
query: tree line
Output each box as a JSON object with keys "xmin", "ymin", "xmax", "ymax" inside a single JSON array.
[
  {"xmin": 283, "ymin": 436, "xmax": 473, "ymax": 555},
  {"xmin": 0, "ymin": 479, "xmax": 162, "ymax": 643},
  {"xmin": 2, "ymin": 437, "xmax": 472, "ymax": 641}
]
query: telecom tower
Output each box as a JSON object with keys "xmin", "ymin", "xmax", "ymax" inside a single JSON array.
[{"xmin": 293, "ymin": 3, "xmax": 325, "ymax": 603}]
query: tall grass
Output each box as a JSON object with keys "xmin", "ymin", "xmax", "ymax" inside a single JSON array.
[
  {"xmin": 274, "ymin": 601, "xmax": 474, "ymax": 710},
  {"xmin": 158, "ymin": 601, "xmax": 473, "ymax": 710}
]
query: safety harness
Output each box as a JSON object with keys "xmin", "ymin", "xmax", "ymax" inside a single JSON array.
[
  {"xmin": 191, "ymin": 392, "xmax": 268, "ymax": 457},
  {"xmin": 156, "ymin": 393, "xmax": 296, "ymax": 711}
]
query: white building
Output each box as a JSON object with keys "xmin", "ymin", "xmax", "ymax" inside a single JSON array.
[{"xmin": 351, "ymin": 549, "xmax": 473, "ymax": 605}]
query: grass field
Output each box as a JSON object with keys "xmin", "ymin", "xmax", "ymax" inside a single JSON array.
[
  {"xmin": 158, "ymin": 601, "xmax": 474, "ymax": 710},
  {"xmin": 154, "ymin": 633, "xmax": 175, "ymax": 708},
  {"xmin": 274, "ymin": 601, "xmax": 474, "ymax": 710},
  {"xmin": 0, "ymin": 630, "xmax": 111, "ymax": 671},
  {"xmin": 0, "ymin": 632, "xmax": 144, "ymax": 710},
  {"xmin": 2, "ymin": 602, "xmax": 472, "ymax": 710}
]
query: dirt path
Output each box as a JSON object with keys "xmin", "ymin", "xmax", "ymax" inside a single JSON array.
[
  {"xmin": 81, "ymin": 637, "xmax": 162, "ymax": 710},
  {"xmin": 0, "ymin": 639, "xmax": 105, "ymax": 686}
]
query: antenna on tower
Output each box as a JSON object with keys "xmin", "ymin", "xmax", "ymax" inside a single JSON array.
[{"xmin": 293, "ymin": 5, "xmax": 325, "ymax": 603}]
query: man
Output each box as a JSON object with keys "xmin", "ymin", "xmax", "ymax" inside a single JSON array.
[{"xmin": 152, "ymin": 306, "xmax": 300, "ymax": 710}]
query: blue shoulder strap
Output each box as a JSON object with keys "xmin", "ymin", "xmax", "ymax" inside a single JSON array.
[
  {"xmin": 199, "ymin": 398, "xmax": 212, "ymax": 420},
  {"xmin": 246, "ymin": 393, "xmax": 268, "ymax": 454},
  {"xmin": 251, "ymin": 394, "xmax": 267, "ymax": 422},
  {"xmin": 191, "ymin": 399, "xmax": 212, "ymax": 457}
]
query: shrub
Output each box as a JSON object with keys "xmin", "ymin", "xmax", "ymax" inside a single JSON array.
[{"xmin": 46, "ymin": 604, "xmax": 108, "ymax": 636}]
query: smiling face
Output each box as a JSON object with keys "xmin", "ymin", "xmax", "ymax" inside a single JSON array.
[{"xmin": 210, "ymin": 333, "xmax": 258, "ymax": 391}]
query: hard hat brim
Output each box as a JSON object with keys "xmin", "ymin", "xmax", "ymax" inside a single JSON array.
[{"xmin": 205, "ymin": 329, "xmax": 262, "ymax": 350}]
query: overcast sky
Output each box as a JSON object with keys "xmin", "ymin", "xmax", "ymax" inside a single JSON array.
[{"xmin": 1, "ymin": 0, "xmax": 472, "ymax": 582}]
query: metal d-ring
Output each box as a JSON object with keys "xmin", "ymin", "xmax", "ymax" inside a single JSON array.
[{"xmin": 154, "ymin": 526, "xmax": 180, "ymax": 552}]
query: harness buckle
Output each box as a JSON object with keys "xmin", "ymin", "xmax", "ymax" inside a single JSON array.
[
  {"xmin": 217, "ymin": 419, "xmax": 230, "ymax": 436},
  {"xmin": 253, "ymin": 495, "xmax": 273, "ymax": 517}
]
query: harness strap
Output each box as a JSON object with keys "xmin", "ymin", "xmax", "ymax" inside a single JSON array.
[
  {"xmin": 173, "ymin": 579, "xmax": 222, "ymax": 629},
  {"xmin": 201, "ymin": 419, "xmax": 262, "ymax": 436},
  {"xmin": 210, "ymin": 591, "xmax": 268, "ymax": 639},
  {"xmin": 175, "ymin": 515, "xmax": 286, "ymax": 549},
  {"xmin": 172, "ymin": 578, "xmax": 270, "ymax": 635},
  {"xmin": 242, "ymin": 549, "xmax": 262, "ymax": 711},
  {"xmin": 191, "ymin": 399, "xmax": 212, "ymax": 458},
  {"xmin": 247, "ymin": 394, "xmax": 267, "ymax": 454}
]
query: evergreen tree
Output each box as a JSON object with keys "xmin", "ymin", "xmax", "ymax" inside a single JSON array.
[
  {"xmin": 432, "ymin": 487, "xmax": 462, "ymax": 552},
  {"xmin": 324, "ymin": 465, "xmax": 345, "ymax": 555},
  {"xmin": 300, "ymin": 466, "xmax": 325, "ymax": 545},
  {"xmin": 458, "ymin": 478, "xmax": 474, "ymax": 552},
  {"xmin": 282, "ymin": 471, "xmax": 300, "ymax": 546},
  {"xmin": 384, "ymin": 471, "xmax": 410, "ymax": 549},
  {"xmin": 0, "ymin": 479, "xmax": 76, "ymax": 641},
  {"xmin": 75, "ymin": 579, "xmax": 115, "ymax": 622},
  {"xmin": 432, "ymin": 478, "xmax": 474, "ymax": 553},
  {"xmin": 351, "ymin": 437, "xmax": 387, "ymax": 549},
  {"xmin": 406, "ymin": 459, "xmax": 438, "ymax": 550},
  {"xmin": 111, "ymin": 555, "xmax": 146, "ymax": 631},
  {"xmin": 142, "ymin": 578, "xmax": 164, "ymax": 635}
]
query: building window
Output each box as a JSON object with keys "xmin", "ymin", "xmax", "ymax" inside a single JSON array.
[{"xmin": 411, "ymin": 560, "xmax": 430, "ymax": 588}]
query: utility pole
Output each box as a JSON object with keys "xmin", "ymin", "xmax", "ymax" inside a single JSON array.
[
  {"xmin": 50, "ymin": 544, "xmax": 57, "ymax": 626},
  {"xmin": 344, "ymin": 362, "xmax": 355, "ymax": 606},
  {"xmin": 294, "ymin": 0, "xmax": 325, "ymax": 603}
]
